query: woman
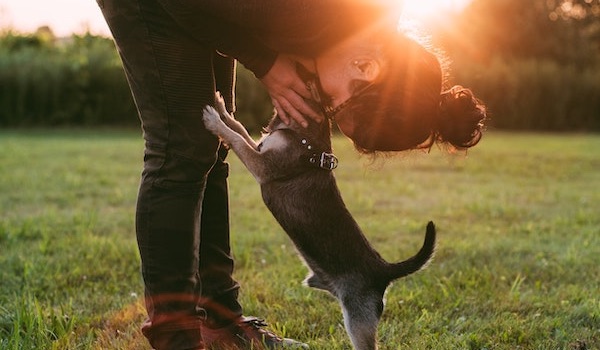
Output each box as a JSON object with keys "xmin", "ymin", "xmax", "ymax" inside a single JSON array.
[
  {"xmin": 97, "ymin": 1, "xmax": 485, "ymax": 349},
  {"xmin": 289, "ymin": 23, "xmax": 486, "ymax": 153}
]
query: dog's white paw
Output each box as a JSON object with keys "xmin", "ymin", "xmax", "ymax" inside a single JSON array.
[
  {"xmin": 202, "ymin": 106, "xmax": 224, "ymax": 135},
  {"xmin": 214, "ymin": 92, "xmax": 229, "ymax": 116},
  {"xmin": 214, "ymin": 92, "xmax": 241, "ymax": 127}
]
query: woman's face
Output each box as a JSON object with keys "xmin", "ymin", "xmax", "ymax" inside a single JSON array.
[
  {"xmin": 315, "ymin": 57, "xmax": 382, "ymax": 139},
  {"xmin": 316, "ymin": 59, "xmax": 355, "ymax": 111},
  {"xmin": 315, "ymin": 60, "xmax": 355, "ymax": 138},
  {"xmin": 311, "ymin": 22, "xmax": 388, "ymax": 140}
]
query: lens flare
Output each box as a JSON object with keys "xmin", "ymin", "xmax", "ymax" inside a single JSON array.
[{"xmin": 401, "ymin": 0, "xmax": 471, "ymax": 23}]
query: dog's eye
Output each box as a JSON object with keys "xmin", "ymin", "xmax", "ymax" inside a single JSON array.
[{"xmin": 257, "ymin": 142, "xmax": 263, "ymax": 151}]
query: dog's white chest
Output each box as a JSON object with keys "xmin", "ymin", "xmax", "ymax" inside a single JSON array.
[{"xmin": 258, "ymin": 132, "xmax": 289, "ymax": 153}]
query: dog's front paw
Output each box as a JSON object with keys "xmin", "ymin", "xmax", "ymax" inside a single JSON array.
[
  {"xmin": 214, "ymin": 92, "xmax": 240, "ymax": 127},
  {"xmin": 202, "ymin": 106, "xmax": 224, "ymax": 135},
  {"xmin": 214, "ymin": 92, "xmax": 229, "ymax": 116}
]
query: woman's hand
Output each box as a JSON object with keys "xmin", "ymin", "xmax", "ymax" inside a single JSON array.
[{"xmin": 260, "ymin": 55, "xmax": 322, "ymax": 127}]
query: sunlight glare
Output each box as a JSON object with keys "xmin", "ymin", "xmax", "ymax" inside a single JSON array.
[{"xmin": 401, "ymin": 0, "xmax": 471, "ymax": 23}]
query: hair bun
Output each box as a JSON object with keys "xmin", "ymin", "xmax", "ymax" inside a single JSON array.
[{"xmin": 437, "ymin": 85, "xmax": 487, "ymax": 149}]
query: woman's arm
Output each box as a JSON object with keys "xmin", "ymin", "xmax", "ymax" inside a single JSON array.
[{"xmin": 159, "ymin": 0, "xmax": 330, "ymax": 123}]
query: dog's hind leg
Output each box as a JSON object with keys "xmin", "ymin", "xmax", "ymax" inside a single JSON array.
[
  {"xmin": 304, "ymin": 273, "xmax": 331, "ymax": 292},
  {"xmin": 340, "ymin": 291, "xmax": 384, "ymax": 350}
]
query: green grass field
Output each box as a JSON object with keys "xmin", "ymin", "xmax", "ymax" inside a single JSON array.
[{"xmin": 0, "ymin": 130, "xmax": 598, "ymax": 350}]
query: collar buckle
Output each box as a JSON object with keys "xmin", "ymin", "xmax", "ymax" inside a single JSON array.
[{"xmin": 309, "ymin": 152, "xmax": 338, "ymax": 170}]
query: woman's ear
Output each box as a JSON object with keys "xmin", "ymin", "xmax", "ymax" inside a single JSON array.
[{"xmin": 351, "ymin": 58, "xmax": 382, "ymax": 82}]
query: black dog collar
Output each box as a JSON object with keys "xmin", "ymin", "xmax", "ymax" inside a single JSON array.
[{"xmin": 300, "ymin": 138, "xmax": 338, "ymax": 170}]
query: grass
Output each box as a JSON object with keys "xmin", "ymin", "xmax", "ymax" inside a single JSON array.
[{"xmin": 0, "ymin": 129, "xmax": 598, "ymax": 350}]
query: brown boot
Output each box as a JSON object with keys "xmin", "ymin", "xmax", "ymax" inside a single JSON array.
[{"xmin": 201, "ymin": 316, "xmax": 309, "ymax": 349}]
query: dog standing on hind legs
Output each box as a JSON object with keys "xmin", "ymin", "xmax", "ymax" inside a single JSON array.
[{"xmin": 202, "ymin": 92, "xmax": 436, "ymax": 350}]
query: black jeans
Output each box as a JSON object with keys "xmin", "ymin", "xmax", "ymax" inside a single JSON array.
[{"xmin": 98, "ymin": 0, "xmax": 242, "ymax": 348}]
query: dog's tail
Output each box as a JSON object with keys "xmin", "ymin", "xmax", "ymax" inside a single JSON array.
[{"xmin": 385, "ymin": 221, "xmax": 436, "ymax": 282}]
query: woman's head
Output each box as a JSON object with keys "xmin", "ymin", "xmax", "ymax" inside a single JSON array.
[{"xmin": 317, "ymin": 31, "xmax": 487, "ymax": 153}]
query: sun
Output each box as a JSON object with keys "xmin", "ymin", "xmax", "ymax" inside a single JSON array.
[{"xmin": 401, "ymin": 0, "xmax": 471, "ymax": 23}]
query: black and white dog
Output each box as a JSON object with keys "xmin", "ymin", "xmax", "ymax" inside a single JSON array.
[{"xmin": 203, "ymin": 93, "xmax": 435, "ymax": 350}]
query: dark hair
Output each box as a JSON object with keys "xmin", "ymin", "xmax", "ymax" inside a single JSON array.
[{"xmin": 338, "ymin": 34, "xmax": 487, "ymax": 153}]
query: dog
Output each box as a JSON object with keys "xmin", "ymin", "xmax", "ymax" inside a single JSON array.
[{"xmin": 202, "ymin": 92, "xmax": 436, "ymax": 350}]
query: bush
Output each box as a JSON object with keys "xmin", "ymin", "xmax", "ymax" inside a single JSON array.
[
  {"xmin": 1, "ymin": 31, "xmax": 598, "ymax": 132},
  {"xmin": 0, "ymin": 32, "xmax": 273, "ymax": 131},
  {"xmin": 234, "ymin": 65, "xmax": 274, "ymax": 132},
  {"xmin": 0, "ymin": 33, "xmax": 137, "ymax": 126},
  {"xmin": 452, "ymin": 57, "xmax": 600, "ymax": 131}
]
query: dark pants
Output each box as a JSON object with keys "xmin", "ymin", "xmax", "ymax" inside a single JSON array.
[{"xmin": 98, "ymin": 0, "xmax": 242, "ymax": 348}]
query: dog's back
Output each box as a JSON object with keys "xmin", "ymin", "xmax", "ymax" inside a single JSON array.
[{"xmin": 259, "ymin": 116, "xmax": 435, "ymax": 291}]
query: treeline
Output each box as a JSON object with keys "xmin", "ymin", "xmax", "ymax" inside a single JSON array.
[
  {"xmin": 452, "ymin": 58, "xmax": 600, "ymax": 131},
  {"xmin": 0, "ymin": 31, "xmax": 136, "ymax": 126},
  {"xmin": 0, "ymin": 30, "xmax": 272, "ymax": 130},
  {"xmin": 437, "ymin": 0, "xmax": 600, "ymax": 131},
  {"xmin": 0, "ymin": 0, "xmax": 599, "ymax": 131}
]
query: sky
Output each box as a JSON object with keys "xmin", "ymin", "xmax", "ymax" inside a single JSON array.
[
  {"xmin": 0, "ymin": 0, "xmax": 110, "ymax": 36},
  {"xmin": 0, "ymin": 0, "xmax": 470, "ymax": 37}
]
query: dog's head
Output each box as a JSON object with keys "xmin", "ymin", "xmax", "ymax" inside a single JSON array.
[{"xmin": 267, "ymin": 98, "xmax": 333, "ymax": 153}]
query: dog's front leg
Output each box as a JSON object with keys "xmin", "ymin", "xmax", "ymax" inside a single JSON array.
[
  {"xmin": 213, "ymin": 92, "xmax": 258, "ymax": 149},
  {"xmin": 203, "ymin": 106, "xmax": 269, "ymax": 183}
]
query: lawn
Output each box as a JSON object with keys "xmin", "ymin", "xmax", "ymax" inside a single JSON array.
[{"xmin": 0, "ymin": 130, "xmax": 598, "ymax": 350}]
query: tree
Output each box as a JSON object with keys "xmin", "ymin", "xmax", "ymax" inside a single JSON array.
[{"xmin": 438, "ymin": 0, "xmax": 599, "ymax": 65}]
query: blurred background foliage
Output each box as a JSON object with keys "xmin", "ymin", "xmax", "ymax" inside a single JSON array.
[
  {"xmin": 0, "ymin": 0, "xmax": 598, "ymax": 131},
  {"xmin": 435, "ymin": 0, "xmax": 600, "ymax": 131}
]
